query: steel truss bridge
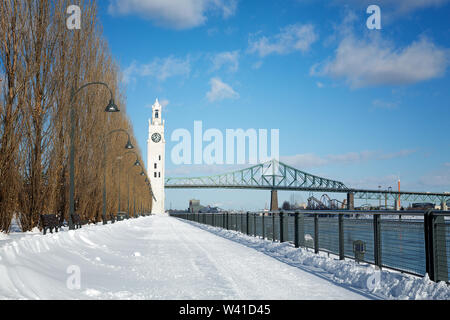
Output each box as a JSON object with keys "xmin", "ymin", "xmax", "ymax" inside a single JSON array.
[{"xmin": 165, "ymin": 159, "xmax": 450, "ymax": 205}]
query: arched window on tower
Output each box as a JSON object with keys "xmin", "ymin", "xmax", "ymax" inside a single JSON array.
[{"xmin": 155, "ymin": 110, "xmax": 159, "ymax": 119}]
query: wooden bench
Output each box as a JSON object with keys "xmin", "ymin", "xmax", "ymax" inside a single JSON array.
[
  {"xmin": 116, "ymin": 212, "xmax": 128, "ymax": 221},
  {"xmin": 41, "ymin": 214, "xmax": 61, "ymax": 235},
  {"xmin": 71, "ymin": 213, "xmax": 82, "ymax": 229}
]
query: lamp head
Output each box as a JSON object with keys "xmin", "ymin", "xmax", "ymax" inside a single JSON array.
[
  {"xmin": 125, "ymin": 139, "xmax": 134, "ymax": 150},
  {"xmin": 105, "ymin": 99, "xmax": 120, "ymax": 113}
]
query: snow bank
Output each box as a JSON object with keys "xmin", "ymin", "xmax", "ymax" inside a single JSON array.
[
  {"xmin": 1, "ymin": 215, "xmax": 449, "ymax": 300},
  {"xmin": 0, "ymin": 218, "xmax": 152, "ymax": 300},
  {"xmin": 179, "ymin": 219, "xmax": 450, "ymax": 300}
]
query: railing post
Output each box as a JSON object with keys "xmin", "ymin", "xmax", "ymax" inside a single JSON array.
[
  {"xmin": 272, "ymin": 212, "xmax": 276, "ymax": 242},
  {"xmin": 299, "ymin": 212, "xmax": 305, "ymax": 247},
  {"xmin": 425, "ymin": 210, "xmax": 434, "ymax": 280},
  {"xmin": 294, "ymin": 212, "xmax": 299, "ymax": 248},
  {"xmin": 314, "ymin": 214, "xmax": 319, "ymax": 254},
  {"xmin": 425, "ymin": 210, "xmax": 448, "ymax": 282},
  {"xmin": 279, "ymin": 212, "xmax": 285, "ymax": 243},
  {"xmin": 246, "ymin": 212, "xmax": 250, "ymax": 235},
  {"xmin": 373, "ymin": 214, "xmax": 382, "ymax": 268},
  {"xmin": 339, "ymin": 214, "xmax": 345, "ymax": 260},
  {"xmin": 262, "ymin": 213, "xmax": 265, "ymax": 240},
  {"xmin": 254, "ymin": 213, "xmax": 257, "ymax": 236},
  {"xmin": 226, "ymin": 212, "xmax": 229, "ymax": 230}
]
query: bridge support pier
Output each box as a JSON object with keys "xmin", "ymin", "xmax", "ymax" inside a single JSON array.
[
  {"xmin": 442, "ymin": 201, "xmax": 448, "ymax": 211},
  {"xmin": 394, "ymin": 196, "xmax": 400, "ymax": 211},
  {"xmin": 270, "ymin": 190, "xmax": 278, "ymax": 211},
  {"xmin": 347, "ymin": 192, "xmax": 354, "ymax": 210}
]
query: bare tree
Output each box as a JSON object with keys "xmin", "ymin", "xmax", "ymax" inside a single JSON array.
[{"xmin": 0, "ymin": 0, "xmax": 152, "ymax": 233}]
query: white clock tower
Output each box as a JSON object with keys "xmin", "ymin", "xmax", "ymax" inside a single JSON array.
[{"xmin": 147, "ymin": 98, "xmax": 165, "ymax": 214}]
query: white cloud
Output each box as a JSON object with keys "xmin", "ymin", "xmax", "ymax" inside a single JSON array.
[
  {"xmin": 313, "ymin": 36, "xmax": 449, "ymax": 88},
  {"xmin": 282, "ymin": 149, "xmax": 416, "ymax": 169},
  {"xmin": 248, "ymin": 24, "xmax": 318, "ymax": 58},
  {"xmin": 124, "ymin": 56, "xmax": 191, "ymax": 83},
  {"xmin": 206, "ymin": 78, "xmax": 239, "ymax": 102},
  {"xmin": 211, "ymin": 51, "xmax": 240, "ymax": 73},
  {"xmin": 372, "ymin": 99, "xmax": 399, "ymax": 110},
  {"xmin": 159, "ymin": 99, "xmax": 170, "ymax": 108},
  {"xmin": 108, "ymin": 0, "xmax": 238, "ymax": 30},
  {"xmin": 122, "ymin": 62, "xmax": 138, "ymax": 85},
  {"xmin": 252, "ymin": 61, "xmax": 263, "ymax": 70},
  {"xmin": 419, "ymin": 166, "xmax": 450, "ymax": 188}
]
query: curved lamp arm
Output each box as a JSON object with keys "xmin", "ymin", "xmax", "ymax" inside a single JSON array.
[
  {"xmin": 71, "ymin": 82, "xmax": 114, "ymax": 105},
  {"xmin": 104, "ymin": 129, "xmax": 134, "ymax": 149}
]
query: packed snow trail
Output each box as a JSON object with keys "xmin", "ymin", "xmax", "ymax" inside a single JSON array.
[{"xmin": 0, "ymin": 215, "xmax": 369, "ymax": 300}]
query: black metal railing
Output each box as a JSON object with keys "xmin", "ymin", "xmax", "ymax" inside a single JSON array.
[{"xmin": 170, "ymin": 210, "xmax": 450, "ymax": 283}]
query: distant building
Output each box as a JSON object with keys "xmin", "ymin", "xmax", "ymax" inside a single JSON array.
[
  {"xmin": 199, "ymin": 206, "xmax": 220, "ymax": 213},
  {"xmin": 410, "ymin": 203, "xmax": 436, "ymax": 210},
  {"xmin": 189, "ymin": 200, "xmax": 201, "ymax": 213},
  {"xmin": 188, "ymin": 200, "xmax": 222, "ymax": 213}
]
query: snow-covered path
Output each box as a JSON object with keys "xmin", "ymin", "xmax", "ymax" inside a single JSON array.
[{"xmin": 0, "ymin": 215, "xmax": 369, "ymax": 300}]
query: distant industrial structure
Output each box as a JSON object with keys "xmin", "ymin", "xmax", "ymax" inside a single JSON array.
[{"xmin": 189, "ymin": 199, "xmax": 221, "ymax": 213}]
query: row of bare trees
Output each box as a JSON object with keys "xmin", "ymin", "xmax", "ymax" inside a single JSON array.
[{"xmin": 0, "ymin": 0, "xmax": 152, "ymax": 233}]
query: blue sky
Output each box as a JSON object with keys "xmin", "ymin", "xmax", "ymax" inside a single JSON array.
[{"xmin": 96, "ymin": 0, "xmax": 450, "ymax": 210}]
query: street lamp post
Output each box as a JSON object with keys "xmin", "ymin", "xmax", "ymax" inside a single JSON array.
[
  {"xmin": 113, "ymin": 156, "xmax": 124, "ymax": 218},
  {"xmin": 134, "ymin": 169, "xmax": 146, "ymax": 217},
  {"xmin": 102, "ymin": 129, "xmax": 134, "ymax": 224},
  {"xmin": 124, "ymin": 151, "xmax": 140, "ymax": 214},
  {"xmin": 127, "ymin": 160, "xmax": 141, "ymax": 216},
  {"xmin": 117, "ymin": 157, "xmax": 122, "ymax": 214},
  {"xmin": 126, "ymin": 158, "xmax": 144, "ymax": 217},
  {"xmin": 69, "ymin": 82, "xmax": 119, "ymax": 230}
]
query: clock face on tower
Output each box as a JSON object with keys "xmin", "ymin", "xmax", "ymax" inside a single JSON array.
[{"xmin": 151, "ymin": 133, "xmax": 161, "ymax": 143}]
